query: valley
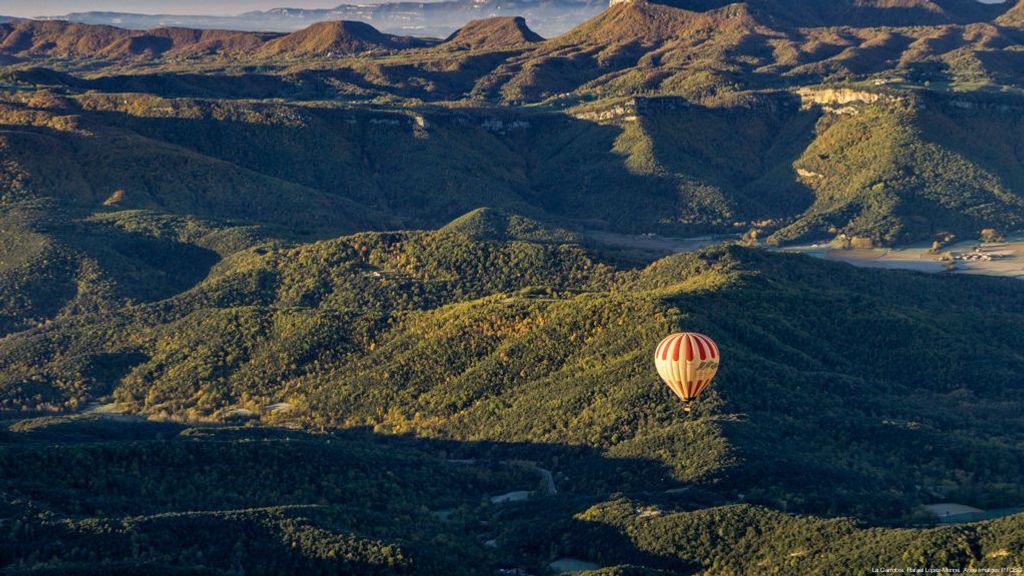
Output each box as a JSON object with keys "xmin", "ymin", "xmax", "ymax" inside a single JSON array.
[{"xmin": 784, "ymin": 235, "xmax": 1024, "ymax": 278}]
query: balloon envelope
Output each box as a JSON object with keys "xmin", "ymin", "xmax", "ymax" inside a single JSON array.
[{"xmin": 655, "ymin": 332, "xmax": 720, "ymax": 403}]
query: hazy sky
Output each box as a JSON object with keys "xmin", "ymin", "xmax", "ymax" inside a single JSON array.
[
  {"xmin": 0, "ymin": 0, "xmax": 1008, "ymax": 17},
  {"xmin": 0, "ymin": 1, "xmax": 345, "ymax": 17}
]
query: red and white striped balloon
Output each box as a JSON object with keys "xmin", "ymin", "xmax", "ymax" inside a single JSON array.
[{"xmin": 654, "ymin": 332, "xmax": 720, "ymax": 405}]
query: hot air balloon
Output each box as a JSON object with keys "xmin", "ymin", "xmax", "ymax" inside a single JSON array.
[{"xmin": 655, "ymin": 332, "xmax": 720, "ymax": 411}]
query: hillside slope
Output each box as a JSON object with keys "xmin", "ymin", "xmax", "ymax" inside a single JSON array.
[
  {"xmin": 0, "ymin": 19, "xmax": 427, "ymax": 60},
  {"xmin": 478, "ymin": 0, "xmax": 1024, "ymax": 103},
  {"xmin": 655, "ymin": 0, "xmax": 1012, "ymax": 26},
  {"xmin": 0, "ymin": 20, "xmax": 276, "ymax": 59},
  {"xmin": 442, "ymin": 17, "xmax": 544, "ymax": 50},
  {"xmin": 996, "ymin": 0, "xmax": 1024, "ymax": 26},
  {"xmin": 258, "ymin": 20, "xmax": 430, "ymax": 56},
  {"xmin": 3, "ymin": 418, "xmax": 1022, "ymax": 574},
  {"xmin": 5, "ymin": 87, "xmax": 1024, "ymax": 245},
  {"xmin": 3, "ymin": 210, "xmax": 1023, "ymax": 522}
]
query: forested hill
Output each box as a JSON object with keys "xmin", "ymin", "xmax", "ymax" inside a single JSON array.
[
  {"xmin": 4, "ymin": 87, "xmax": 1024, "ymax": 246},
  {"xmin": 3, "ymin": 208, "xmax": 1024, "ymax": 573},
  {"xmin": 4, "ymin": 418, "xmax": 1023, "ymax": 574},
  {"xmin": 4, "ymin": 208, "xmax": 1024, "ymax": 521}
]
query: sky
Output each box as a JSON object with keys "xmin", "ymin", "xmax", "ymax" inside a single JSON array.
[
  {"xmin": 0, "ymin": 1, "xmax": 344, "ymax": 17},
  {"xmin": 0, "ymin": 0, "xmax": 1008, "ymax": 17}
]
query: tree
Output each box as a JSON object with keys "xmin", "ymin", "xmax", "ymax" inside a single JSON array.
[{"xmin": 980, "ymin": 228, "xmax": 1004, "ymax": 243}]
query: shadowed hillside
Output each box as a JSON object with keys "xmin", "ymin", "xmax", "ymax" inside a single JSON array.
[
  {"xmin": 4, "ymin": 87, "xmax": 1024, "ymax": 245},
  {"xmin": 3, "ymin": 418, "xmax": 1021, "ymax": 574}
]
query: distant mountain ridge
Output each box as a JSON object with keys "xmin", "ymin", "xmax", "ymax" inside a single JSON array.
[
  {"xmin": 0, "ymin": 18, "xmax": 428, "ymax": 58},
  {"xmin": 51, "ymin": 0, "xmax": 1024, "ymax": 38},
  {"xmin": 0, "ymin": 20, "xmax": 278, "ymax": 59},
  {"xmin": 647, "ymin": 0, "xmax": 1014, "ymax": 26},
  {"xmin": 51, "ymin": 0, "xmax": 607, "ymax": 38},
  {"xmin": 0, "ymin": 16, "xmax": 545, "ymax": 59}
]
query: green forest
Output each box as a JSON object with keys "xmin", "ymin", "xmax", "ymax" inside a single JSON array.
[
  {"xmin": 3, "ymin": 206, "xmax": 1024, "ymax": 573},
  {"xmin": 4, "ymin": 416, "xmax": 1024, "ymax": 575}
]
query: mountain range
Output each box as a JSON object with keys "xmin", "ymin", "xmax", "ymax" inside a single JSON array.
[
  {"xmin": 3, "ymin": 0, "xmax": 1024, "ymax": 244},
  {"xmin": 40, "ymin": 0, "xmax": 608, "ymax": 38}
]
